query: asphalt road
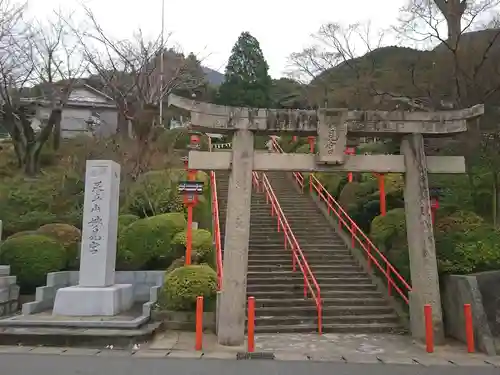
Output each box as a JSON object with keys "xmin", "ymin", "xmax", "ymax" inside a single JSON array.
[{"xmin": 1, "ymin": 354, "xmax": 499, "ymax": 375}]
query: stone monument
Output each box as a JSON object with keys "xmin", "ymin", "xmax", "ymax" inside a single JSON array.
[
  {"xmin": 52, "ymin": 160, "xmax": 133, "ymax": 316},
  {"xmin": 168, "ymin": 93, "xmax": 484, "ymax": 346}
]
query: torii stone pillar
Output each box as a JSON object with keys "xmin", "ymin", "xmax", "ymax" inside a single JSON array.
[
  {"xmin": 168, "ymin": 93, "xmax": 484, "ymax": 345},
  {"xmin": 218, "ymin": 126, "xmax": 254, "ymax": 345},
  {"xmin": 401, "ymin": 133, "xmax": 444, "ymax": 342}
]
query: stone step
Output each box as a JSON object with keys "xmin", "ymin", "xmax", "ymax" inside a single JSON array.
[
  {"xmin": 247, "ymin": 275, "xmax": 374, "ymax": 285},
  {"xmin": 248, "ymin": 253, "xmax": 353, "ymax": 261},
  {"xmin": 254, "ymin": 314, "xmax": 400, "ymax": 326},
  {"xmin": 254, "ymin": 322, "xmax": 404, "ymax": 334},
  {"xmin": 247, "ymin": 264, "xmax": 362, "ymax": 272},
  {"xmin": 248, "ymin": 240, "xmax": 346, "ymax": 247},
  {"xmin": 247, "ymin": 270, "xmax": 368, "ymax": 278},
  {"xmin": 252, "ymin": 297, "xmax": 389, "ymax": 308},
  {"xmin": 250, "ymin": 209, "xmax": 320, "ymax": 215},
  {"xmin": 249, "ymin": 246, "xmax": 350, "ymax": 254},
  {"xmin": 248, "ymin": 258, "xmax": 356, "ymax": 266},
  {"xmin": 249, "ymin": 234, "xmax": 344, "ymax": 241},
  {"xmin": 251, "ymin": 228, "xmax": 339, "ymax": 234},
  {"xmin": 247, "ymin": 286, "xmax": 378, "ymax": 298},
  {"xmin": 254, "ymin": 305, "xmax": 395, "ymax": 317}
]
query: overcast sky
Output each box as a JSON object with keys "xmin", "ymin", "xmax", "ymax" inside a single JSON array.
[{"xmin": 25, "ymin": 0, "xmax": 403, "ymax": 78}]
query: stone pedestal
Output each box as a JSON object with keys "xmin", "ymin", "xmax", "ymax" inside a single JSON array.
[
  {"xmin": 401, "ymin": 134, "xmax": 445, "ymax": 344},
  {"xmin": 52, "ymin": 285, "xmax": 133, "ymax": 316},
  {"xmin": 53, "ymin": 160, "xmax": 132, "ymax": 316},
  {"xmin": 217, "ymin": 129, "xmax": 254, "ymax": 346}
]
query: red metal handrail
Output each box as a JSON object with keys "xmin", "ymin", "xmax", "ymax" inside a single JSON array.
[
  {"xmin": 251, "ymin": 171, "xmax": 323, "ymax": 333},
  {"xmin": 210, "ymin": 171, "xmax": 223, "ymax": 291},
  {"xmin": 271, "ymin": 139, "xmax": 411, "ymax": 304}
]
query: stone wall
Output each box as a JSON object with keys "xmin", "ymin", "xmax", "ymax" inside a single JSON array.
[
  {"xmin": 0, "ymin": 266, "xmax": 19, "ymax": 317},
  {"xmin": 22, "ymin": 271, "xmax": 165, "ymax": 317},
  {"xmin": 475, "ymin": 271, "xmax": 500, "ymax": 337},
  {"xmin": 441, "ymin": 274, "xmax": 498, "ymax": 355}
]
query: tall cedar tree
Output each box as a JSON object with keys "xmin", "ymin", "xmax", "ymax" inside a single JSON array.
[{"xmin": 218, "ymin": 32, "xmax": 272, "ymax": 108}]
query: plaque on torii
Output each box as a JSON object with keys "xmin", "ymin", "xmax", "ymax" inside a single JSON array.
[{"xmin": 168, "ymin": 93, "xmax": 484, "ymax": 347}]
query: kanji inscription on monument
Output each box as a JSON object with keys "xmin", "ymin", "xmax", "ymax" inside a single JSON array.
[{"xmin": 79, "ymin": 160, "xmax": 121, "ymax": 287}]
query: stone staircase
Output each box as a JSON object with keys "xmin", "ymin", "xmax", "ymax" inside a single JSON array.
[{"xmin": 214, "ymin": 170, "xmax": 402, "ymax": 334}]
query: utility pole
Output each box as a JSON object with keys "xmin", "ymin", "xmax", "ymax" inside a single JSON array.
[{"xmin": 159, "ymin": 0, "xmax": 165, "ymax": 127}]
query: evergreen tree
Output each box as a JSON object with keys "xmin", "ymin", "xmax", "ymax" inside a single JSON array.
[{"xmin": 217, "ymin": 32, "xmax": 272, "ymax": 108}]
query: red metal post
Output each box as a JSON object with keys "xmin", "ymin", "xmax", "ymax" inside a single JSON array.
[
  {"xmin": 464, "ymin": 304, "xmax": 475, "ymax": 353},
  {"xmin": 247, "ymin": 297, "xmax": 255, "ymax": 353},
  {"xmin": 424, "ymin": 304, "xmax": 434, "ymax": 353},
  {"xmin": 292, "ymin": 136, "xmax": 298, "ymax": 142},
  {"xmin": 308, "ymin": 136, "xmax": 315, "ymax": 153},
  {"xmin": 378, "ymin": 174, "xmax": 386, "ymax": 216},
  {"xmin": 195, "ymin": 296, "xmax": 203, "ymax": 350},
  {"xmin": 345, "ymin": 147, "xmax": 355, "ymax": 183},
  {"xmin": 186, "ymin": 202, "xmax": 193, "ymax": 265}
]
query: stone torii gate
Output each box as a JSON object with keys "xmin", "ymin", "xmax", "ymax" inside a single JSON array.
[{"xmin": 169, "ymin": 94, "xmax": 484, "ymax": 346}]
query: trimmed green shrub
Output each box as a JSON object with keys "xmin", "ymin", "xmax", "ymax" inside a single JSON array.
[
  {"xmin": 436, "ymin": 226, "xmax": 500, "ymax": 274},
  {"xmin": 7, "ymin": 230, "xmax": 39, "ymax": 240},
  {"xmin": 37, "ymin": 224, "xmax": 81, "ymax": 270},
  {"xmin": 315, "ymin": 172, "xmax": 347, "ymax": 199},
  {"xmin": 434, "ymin": 210, "xmax": 484, "ymax": 235},
  {"xmin": 369, "ymin": 208, "xmax": 500, "ymax": 279},
  {"xmin": 158, "ymin": 264, "xmax": 217, "ymax": 311},
  {"xmin": 0, "ymin": 234, "xmax": 66, "ymax": 291},
  {"xmin": 0, "ymin": 169, "xmax": 84, "ymax": 236},
  {"xmin": 370, "ymin": 208, "xmax": 407, "ymax": 252},
  {"xmin": 124, "ymin": 170, "xmax": 184, "ymax": 217},
  {"xmin": 166, "ymin": 257, "xmax": 188, "ymax": 274},
  {"xmin": 117, "ymin": 212, "xmax": 187, "ymax": 270},
  {"xmin": 172, "ymin": 229, "xmax": 214, "ymax": 265},
  {"xmin": 369, "ymin": 208, "xmax": 410, "ymax": 282},
  {"xmin": 118, "ymin": 214, "xmax": 140, "ymax": 234},
  {"xmin": 193, "ymin": 194, "xmax": 211, "ymax": 230}
]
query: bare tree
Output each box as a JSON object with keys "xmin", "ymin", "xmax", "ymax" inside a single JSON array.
[
  {"xmin": 287, "ymin": 22, "xmax": 397, "ymax": 108},
  {"xmin": 75, "ymin": 7, "xmax": 206, "ymax": 138},
  {"xmin": 397, "ymin": 0, "xmax": 500, "ymax": 224},
  {"xmin": 0, "ymin": 6, "xmax": 86, "ymax": 175},
  {"xmin": 70, "ymin": 6, "xmax": 206, "ymax": 178}
]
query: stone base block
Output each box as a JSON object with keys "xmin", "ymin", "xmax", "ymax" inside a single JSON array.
[{"xmin": 52, "ymin": 284, "xmax": 133, "ymax": 316}]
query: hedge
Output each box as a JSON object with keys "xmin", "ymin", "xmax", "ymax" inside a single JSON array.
[
  {"xmin": 171, "ymin": 229, "xmax": 214, "ymax": 266},
  {"xmin": 124, "ymin": 169, "xmax": 184, "ymax": 217},
  {"xmin": 369, "ymin": 208, "xmax": 500, "ymax": 279},
  {"xmin": 118, "ymin": 214, "xmax": 140, "ymax": 235},
  {"xmin": 0, "ymin": 234, "xmax": 66, "ymax": 292},
  {"xmin": 37, "ymin": 223, "xmax": 81, "ymax": 270},
  {"xmin": 158, "ymin": 264, "xmax": 217, "ymax": 311},
  {"xmin": 0, "ymin": 169, "xmax": 84, "ymax": 236},
  {"xmin": 117, "ymin": 212, "xmax": 186, "ymax": 270}
]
